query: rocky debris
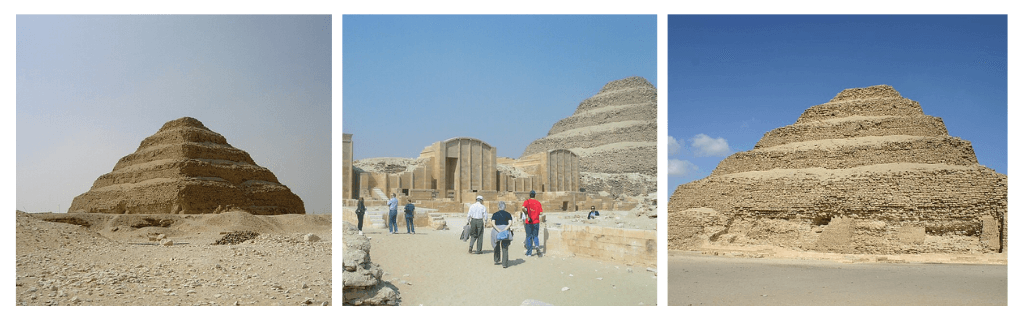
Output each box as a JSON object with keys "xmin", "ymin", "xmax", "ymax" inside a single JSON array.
[
  {"xmin": 15, "ymin": 211, "xmax": 332, "ymax": 306},
  {"xmin": 580, "ymin": 172, "xmax": 655, "ymax": 198},
  {"xmin": 42, "ymin": 217, "xmax": 91, "ymax": 227},
  {"xmin": 160, "ymin": 239, "xmax": 174, "ymax": 246},
  {"xmin": 628, "ymin": 193, "xmax": 657, "ymax": 219},
  {"xmin": 343, "ymin": 222, "xmax": 399, "ymax": 306},
  {"xmin": 68, "ymin": 116, "xmax": 305, "ymax": 215},
  {"xmin": 131, "ymin": 218, "xmax": 174, "ymax": 228},
  {"xmin": 353, "ymin": 157, "xmax": 428, "ymax": 175},
  {"xmin": 521, "ymin": 299, "xmax": 553, "ymax": 306},
  {"xmin": 303, "ymin": 233, "xmax": 320, "ymax": 242},
  {"xmin": 214, "ymin": 231, "xmax": 260, "ymax": 245},
  {"xmin": 668, "ymin": 85, "xmax": 1008, "ymax": 254}
]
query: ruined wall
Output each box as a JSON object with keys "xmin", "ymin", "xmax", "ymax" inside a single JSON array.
[{"xmin": 546, "ymin": 225, "xmax": 656, "ymax": 267}]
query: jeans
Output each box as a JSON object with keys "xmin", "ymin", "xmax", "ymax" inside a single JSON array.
[
  {"xmin": 405, "ymin": 216, "xmax": 415, "ymax": 233},
  {"xmin": 388, "ymin": 210, "xmax": 398, "ymax": 233},
  {"xmin": 525, "ymin": 223, "xmax": 540, "ymax": 256}
]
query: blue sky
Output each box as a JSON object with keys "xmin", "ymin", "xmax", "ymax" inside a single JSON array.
[
  {"xmin": 343, "ymin": 15, "xmax": 656, "ymax": 159},
  {"xmin": 667, "ymin": 15, "xmax": 1008, "ymax": 190},
  {"xmin": 17, "ymin": 15, "xmax": 332, "ymax": 214}
]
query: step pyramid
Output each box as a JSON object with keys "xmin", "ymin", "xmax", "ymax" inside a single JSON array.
[
  {"xmin": 521, "ymin": 76, "xmax": 657, "ymax": 177},
  {"xmin": 668, "ymin": 85, "xmax": 1007, "ymax": 254},
  {"xmin": 68, "ymin": 117, "xmax": 305, "ymax": 215}
]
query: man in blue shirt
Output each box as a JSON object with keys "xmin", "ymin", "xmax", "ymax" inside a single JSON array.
[
  {"xmin": 387, "ymin": 193, "xmax": 399, "ymax": 234},
  {"xmin": 587, "ymin": 206, "xmax": 600, "ymax": 220},
  {"xmin": 404, "ymin": 199, "xmax": 416, "ymax": 234}
]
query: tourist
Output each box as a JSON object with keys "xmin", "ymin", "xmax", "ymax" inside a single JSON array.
[
  {"xmin": 587, "ymin": 206, "xmax": 600, "ymax": 220},
  {"xmin": 467, "ymin": 195, "xmax": 487, "ymax": 254},
  {"xmin": 404, "ymin": 199, "xmax": 416, "ymax": 234},
  {"xmin": 356, "ymin": 197, "xmax": 367, "ymax": 235},
  {"xmin": 387, "ymin": 193, "xmax": 399, "ymax": 234},
  {"xmin": 522, "ymin": 190, "xmax": 543, "ymax": 257},
  {"xmin": 490, "ymin": 201, "xmax": 514, "ymax": 268}
]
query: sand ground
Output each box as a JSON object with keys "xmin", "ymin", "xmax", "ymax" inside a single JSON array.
[
  {"xmin": 15, "ymin": 211, "xmax": 331, "ymax": 306},
  {"xmin": 362, "ymin": 217, "xmax": 657, "ymax": 306},
  {"xmin": 668, "ymin": 251, "xmax": 1007, "ymax": 306}
]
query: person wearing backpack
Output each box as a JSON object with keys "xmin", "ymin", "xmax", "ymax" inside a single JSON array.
[
  {"xmin": 404, "ymin": 199, "xmax": 416, "ymax": 234},
  {"xmin": 522, "ymin": 190, "xmax": 543, "ymax": 257}
]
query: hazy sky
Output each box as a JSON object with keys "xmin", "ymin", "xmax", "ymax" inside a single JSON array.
[
  {"xmin": 17, "ymin": 15, "xmax": 332, "ymax": 214},
  {"xmin": 342, "ymin": 15, "xmax": 656, "ymax": 160},
  {"xmin": 667, "ymin": 15, "xmax": 1008, "ymax": 190}
]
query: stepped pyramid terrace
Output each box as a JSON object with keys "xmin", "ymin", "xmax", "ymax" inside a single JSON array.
[
  {"xmin": 69, "ymin": 117, "xmax": 305, "ymax": 215},
  {"xmin": 668, "ymin": 85, "xmax": 1007, "ymax": 255}
]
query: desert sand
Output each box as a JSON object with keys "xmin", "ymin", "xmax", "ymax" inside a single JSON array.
[
  {"xmin": 357, "ymin": 216, "xmax": 656, "ymax": 306},
  {"xmin": 15, "ymin": 211, "xmax": 331, "ymax": 306},
  {"xmin": 668, "ymin": 250, "xmax": 1007, "ymax": 306}
]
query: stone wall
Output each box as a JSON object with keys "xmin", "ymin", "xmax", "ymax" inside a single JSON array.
[{"xmin": 545, "ymin": 224, "xmax": 656, "ymax": 267}]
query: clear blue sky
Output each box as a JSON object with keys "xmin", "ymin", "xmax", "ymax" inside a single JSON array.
[
  {"xmin": 343, "ymin": 15, "xmax": 656, "ymax": 159},
  {"xmin": 17, "ymin": 15, "xmax": 332, "ymax": 214},
  {"xmin": 667, "ymin": 15, "xmax": 1008, "ymax": 190}
]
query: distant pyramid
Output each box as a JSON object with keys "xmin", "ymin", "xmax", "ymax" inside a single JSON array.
[
  {"xmin": 68, "ymin": 117, "xmax": 305, "ymax": 215},
  {"xmin": 668, "ymin": 85, "xmax": 1007, "ymax": 254},
  {"xmin": 521, "ymin": 76, "xmax": 657, "ymax": 177}
]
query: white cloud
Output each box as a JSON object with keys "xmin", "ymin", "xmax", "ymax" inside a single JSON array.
[
  {"xmin": 691, "ymin": 134, "xmax": 732, "ymax": 157},
  {"xmin": 667, "ymin": 159, "xmax": 699, "ymax": 176},
  {"xmin": 667, "ymin": 135, "xmax": 682, "ymax": 156}
]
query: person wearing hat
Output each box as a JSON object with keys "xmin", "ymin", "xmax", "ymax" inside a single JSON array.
[
  {"xmin": 467, "ymin": 195, "xmax": 488, "ymax": 254},
  {"xmin": 522, "ymin": 190, "xmax": 543, "ymax": 257}
]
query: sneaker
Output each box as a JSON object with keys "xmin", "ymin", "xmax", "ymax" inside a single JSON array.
[{"xmin": 358, "ymin": 231, "xmax": 363, "ymax": 235}]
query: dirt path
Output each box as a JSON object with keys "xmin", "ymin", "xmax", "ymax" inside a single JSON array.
[
  {"xmin": 363, "ymin": 225, "xmax": 657, "ymax": 306},
  {"xmin": 668, "ymin": 252, "xmax": 1006, "ymax": 306}
]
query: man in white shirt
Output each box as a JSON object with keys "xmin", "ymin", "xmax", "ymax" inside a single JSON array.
[{"xmin": 467, "ymin": 195, "xmax": 487, "ymax": 254}]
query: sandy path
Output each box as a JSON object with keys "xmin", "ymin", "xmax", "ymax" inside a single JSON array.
[
  {"xmin": 363, "ymin": 224, "xmax": 657, "ymax": 306},
  {"xmin": 668, "ymin": 252, "xmax": 1006, "ymax": 306}
]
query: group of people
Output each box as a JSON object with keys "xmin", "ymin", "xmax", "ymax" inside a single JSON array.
[
  {"xmin": 352, "ymin": 190, "xmax": 546, "ymax": 269},
  {"xmin": 465, "ymin": 190, "xmax": 544, "ymax": 268},
  {"xmin": 353, "ymin": 193, "xmax": 417, "ymax": 235}
]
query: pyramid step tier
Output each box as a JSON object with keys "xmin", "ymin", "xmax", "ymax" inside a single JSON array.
[
  {"xmin": 573, "ymin": 85, "xmax": 656, "ymax": 115},
  {"xmin": 93, "ymin": 159, "xmax": 279, "ymax": 189},
  {"xmin": 548, "ymin": 102, "xmax": 656, "ymax": 136},
  {"xmin": 796, "ymin": 97, "xmax": 924, "ymax": 124},
  {"xmin": 113, "ymin": 143, "xmax": 257, "ymax": 171},
  {"xmin": 69, "ymin": 179, "xmax": 303, "ymax": 215},
  {"xmin": 755, "ymin": 115, "xmax": 950, "ymax": 149},
  {"xmin": 668, "ymin": 164, "xmax": 1006, "ymax": 254},
  {"xmin": 571, "ymin": 143, "xmax": 657, "ymax": 176},
  {"xmin": 712, "ymin": 135, "xmax": 977, "ymax": 176},
  {"xmin": 521, "ymin": 121, "xmax": 655, "ymax": 158},
  {"xmin": 137, "ymin": 126, "xmax": 229, "ymax": 150}
]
